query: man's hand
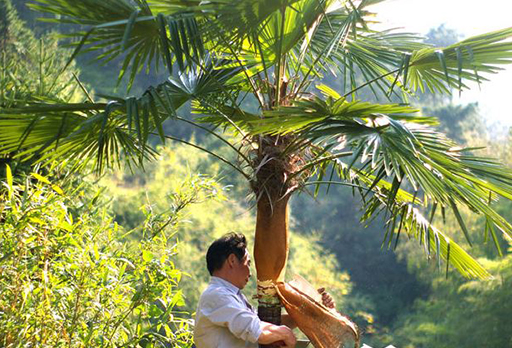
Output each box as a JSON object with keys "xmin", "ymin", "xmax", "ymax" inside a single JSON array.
[
  {"xmin": 258, "ymin": 322, "xmax": 296, "ymax": 347},
  {"xmin": 317, "ymin": 287, "xmax": 335, "ymax": 309}
]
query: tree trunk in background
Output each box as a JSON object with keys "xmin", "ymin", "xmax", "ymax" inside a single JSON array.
[{"xmin": 254, "ymin": 195, "xmax": 290, "ymax": 348}]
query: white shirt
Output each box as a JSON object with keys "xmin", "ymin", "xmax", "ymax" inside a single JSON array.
[{"xmin": 194, "ymin": 277, "xmax": 262, "ymax": 348}]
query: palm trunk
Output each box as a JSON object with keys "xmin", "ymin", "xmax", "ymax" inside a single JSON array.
[{"xmin": 254, "ymin": 195, "xmax": 290, "ymax": 348}]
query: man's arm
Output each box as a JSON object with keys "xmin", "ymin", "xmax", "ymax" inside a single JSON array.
[
  {"xmin": 199, "ymin": 290, "xmax": 297, "ymax": 345},
  {"xmin": 258, "ymin": 322, "xmax": 296, "ymax": 347},
  {"xmin": 199, "ymin": 291, "xmax": 263, "ymax": 343}
]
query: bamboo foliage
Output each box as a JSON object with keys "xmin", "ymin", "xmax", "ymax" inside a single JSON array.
[{"xmin": 0, "ymin": 167, "xmax": 196, "ymax": 347}]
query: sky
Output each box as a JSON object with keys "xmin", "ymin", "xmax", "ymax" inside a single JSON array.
[{"xmin": 370, "ymin": 0, "xmax": 512, "ymax": 128}]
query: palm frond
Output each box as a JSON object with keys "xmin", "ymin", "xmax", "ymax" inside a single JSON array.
[
  {"xmin": 248, "ymin": 96, "xmax": 434, "ymax": 135},
  {"xmin": 277, "ymin": 0, "xmax": 426, "ymax": 100},
  {"xmin": 349, "ymin": 125, "xmax": 512, "ymax": 247},
  {"xmin": 236, "ymin": 0, "xmax": 331, "ymax": 62},
  {"xmin": 306, "ymin": 7, "xmax": 512, "ymax": 99},
  {"xmin": 341, "ymin": 27, "xmax": 512, "ymax": 98},
  {"xmin": 0, "ymin": 54, "xmax": 251, "ymax": 173},
  {"xmin": 405, "ymin": 27, "xmax": 512, "ymax": 94},
  {"xmin": 303, "ymin": 152, "xmax": 491, "ymax": 279},
  {"xmin": 370, "ymin": 195, "xmax": 492, "ymax": 279},
  {"xmin": 0, "ymin": 107, "xmax": 154, "ymax": 172},
  {"xmin": 197, "ymin": 0, "xmax": 302, "ymax": 46},
  {"xmin": 246, "ymin": 95, "xmax": 512, "ymax": 273},
  {"xmin": 30, "ymin": 0, "xmax": 206, "ymax": 91},
  {"xmin": 0, "ymin": 100, "xmax": 251, "ymax": 176}
]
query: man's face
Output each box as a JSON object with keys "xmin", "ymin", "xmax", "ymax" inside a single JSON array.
[{"xmin": 232, "ymin": 249, "xmax": 251, "ymax": 289}]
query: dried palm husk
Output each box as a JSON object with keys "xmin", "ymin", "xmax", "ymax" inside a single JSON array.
[{"xmin": 276, "ymin": 275, "xmax": 360, "ymax": 348}]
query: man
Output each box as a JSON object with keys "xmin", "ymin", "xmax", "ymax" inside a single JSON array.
[{"xmin": 194, "ymin": 233, "xmax": 335, "ymax": 348}]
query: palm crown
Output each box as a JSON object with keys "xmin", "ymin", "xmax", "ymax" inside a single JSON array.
[{"xmin": 2, "ymin": 0, "xmax": 512, "ymax": 295}]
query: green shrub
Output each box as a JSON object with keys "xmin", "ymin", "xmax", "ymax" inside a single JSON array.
[{"xmin": 0, "ymin": 167, "xmax": 193, "ymax": 348}]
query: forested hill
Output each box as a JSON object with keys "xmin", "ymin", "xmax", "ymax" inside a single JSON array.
[{"xmin": 3, "ymin": 1, "xmax": 512, "ymax": 347}]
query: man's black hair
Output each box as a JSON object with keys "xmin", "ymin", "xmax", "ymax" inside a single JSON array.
[{"xmin": 206, "ymin": 232, "xmax": 247, "ymax": 276}]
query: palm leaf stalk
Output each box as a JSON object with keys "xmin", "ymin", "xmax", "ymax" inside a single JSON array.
[{"xmin": 2, "ymin": 0, "xmax": 512, "ymax": 346}]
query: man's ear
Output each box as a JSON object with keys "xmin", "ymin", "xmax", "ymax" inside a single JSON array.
[{"xmin": 227, "ymin": 253, "xmax": 237, "ymax": 268}]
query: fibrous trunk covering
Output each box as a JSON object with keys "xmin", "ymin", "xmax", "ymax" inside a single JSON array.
[
  {"xmin": 254, "ymin": 196, "xmax": 290, "ymax": 283},
  {"xmin": 276, "ymin": 277, "xmax": 360, "ymax": 348},
  {"xmin": 254, "ymin": 196, "xmax": 289, "ymax": 347}
]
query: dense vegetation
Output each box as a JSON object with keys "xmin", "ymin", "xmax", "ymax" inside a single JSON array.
[
  {"xmin": 2, "ymin": 1, "xmax": 512, "ymax": 347},
  {"xmin": 0, "ymin": 168, "xmax": 195, "ymax": 347}
]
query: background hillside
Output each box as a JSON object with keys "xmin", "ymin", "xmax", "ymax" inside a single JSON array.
[{"xmin": 3, "ymin": 1, "xmax": 512, "ymax": 347}]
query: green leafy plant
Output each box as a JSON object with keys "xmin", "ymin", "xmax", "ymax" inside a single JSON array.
[
  {"xmin": 0, "ymin": 0, "xmax": 84, "ymax": 108},
  {"xmin": 0, "ymin": 166, "xmax": 194, "ymax": 348}
]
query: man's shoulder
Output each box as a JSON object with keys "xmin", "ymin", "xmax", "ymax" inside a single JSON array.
[{"xmin": 200, "ymin": 282, "xmax": 237, "ymax": 303}]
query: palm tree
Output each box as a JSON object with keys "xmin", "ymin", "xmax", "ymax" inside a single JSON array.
[{"xmin": 2, "ymin": 0, "xmax": 512, "ymax": 345}]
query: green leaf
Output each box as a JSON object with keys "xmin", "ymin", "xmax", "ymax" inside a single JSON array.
[
  {"xmin": 93, "ymin": 243, "xmax": 100, "ymax": 261},
  {"xmin": 449, "ymin": 199, "xmax": 473, "ymax": 247},
  {"xmin": 122, "ymin": 9, "xmax": 141, "ymax": 50},
  {"xmin": 52, "ymin": 185, "xmax": 64, "ymax": 195},
  {"xmin": 142, "ymin": 250, "xmax": 154, "ymax": 262},
  {"xmin": 316, "ymin": 83, "xmax": 342, "ymax": 99},
  {"xmin": 445, "ymin": 240, "xmax": 451, "ymax": 279},
  {"xmin": 456, "ymin": 46, "xmax": 463, "ymax": 95},
  {"xmin": 486, "ymin": 218, "xmax": 503, "ymax": 257},
  {"xmin": 6, "ymin": 164, "xmax": 13, "ymax": 199},
  {"xmin": 62, "ymin": 28, "xmax": 94, "ymax": 73},
  {"xmin": 435, "ymin": 50, "xmax": 450, "ymax": 85},
  {"xmin": 31, "ymin": 172, "xmax": 51, "ymax": 185},
  {"xmin": 157, "ymin": 13, "xmax": 173, "ymax": 75}
]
